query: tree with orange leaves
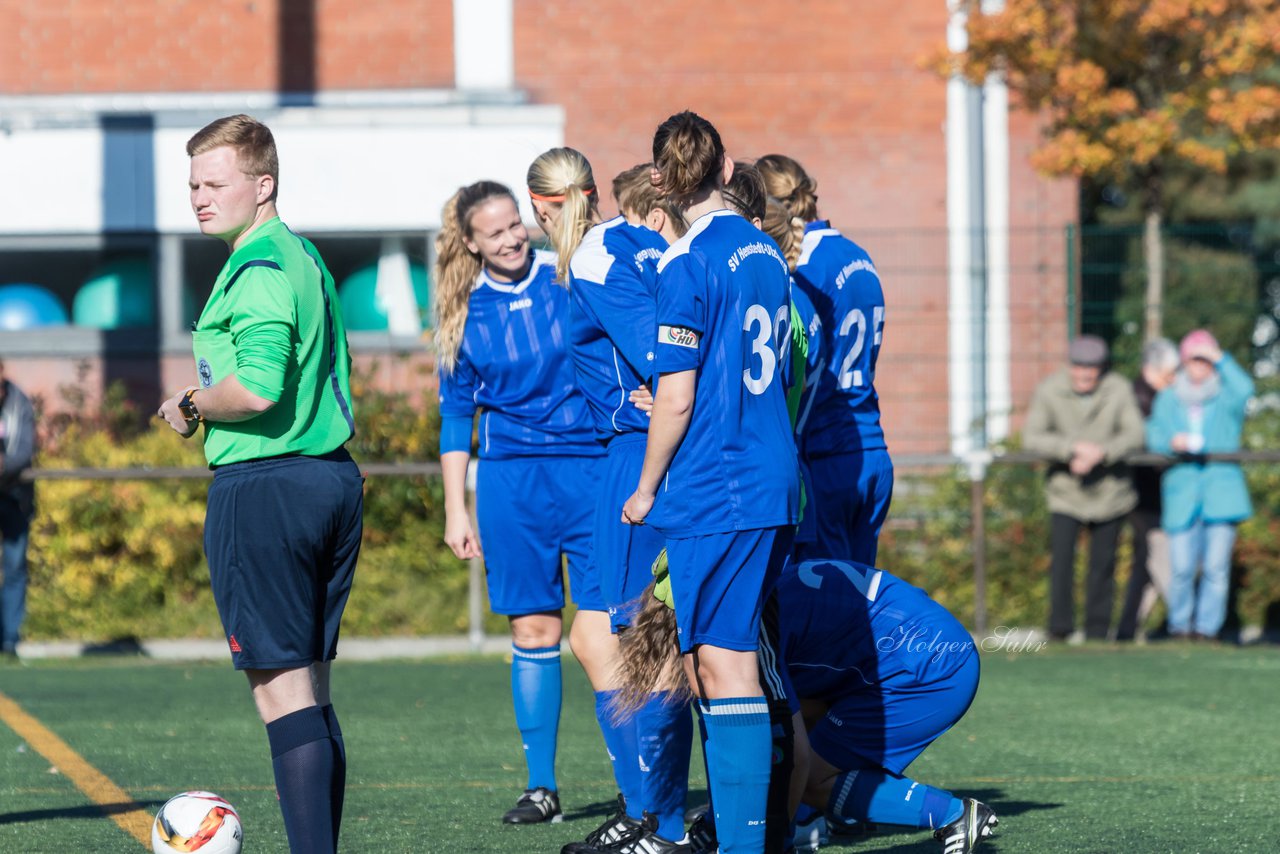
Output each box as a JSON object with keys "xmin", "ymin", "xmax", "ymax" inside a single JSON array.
[{"xmin": 937, "ymin": 0, "xmax": 1280, "ymax": 339}]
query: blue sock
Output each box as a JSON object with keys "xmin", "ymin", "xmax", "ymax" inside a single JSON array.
[
  {"xmin": 701, "ymin": 697, "xmax": 771, "ymax": 853},
  {"xmin": 320, "ymin": 704, "xmax": 346, "ymax": 842},
  {"xmin": 795, "ymin": 803, "xmax": 819, "ymax": 824},
  {"xmin": 266, "ymin": 706, "xmax": 336, "ymax": 853},
  {"xmin": 511, "ymin": 644, "xmax": 562, "ymax": 791},
  {"xmin": 637, "ymin": 691, "xmax": 694, "ymax": 841},
  {"xmin": 826, "ymin": 764, "xmax": 964, "ymax": 829},
  {"xmin": 595, "ymin": 690, "xmax": 643, "ymax": 818}
]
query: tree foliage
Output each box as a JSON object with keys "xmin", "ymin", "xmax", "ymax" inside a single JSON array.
[{"xmin": 938, "ymin": 0, "xmax": 1280, "ymax": 195}]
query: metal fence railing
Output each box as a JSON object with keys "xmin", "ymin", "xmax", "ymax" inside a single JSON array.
[{"xmin": 24, "ymin": 449, "xmax": 1280, "ymax": 641}]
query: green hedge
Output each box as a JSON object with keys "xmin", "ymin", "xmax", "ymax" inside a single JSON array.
[
  {"xmin": 24, "ymin": 359, "xmax": 499, "ymax": 642},
  {"xmin": 22, "ymin": 366, "xmax": 1280, "ymax": 641}
]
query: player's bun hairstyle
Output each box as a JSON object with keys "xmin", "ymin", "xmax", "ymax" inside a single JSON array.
[
  {"xmin": 610, "ymin": 581, "xmax": 691, "ymax": 721},
  {"xmin": 186, "ymin": 114, "xmax": 280, "ymax": 201},
  {"xmin": 612, "ymin": 163, "xmax": 687, "ymax": 240},
  {"xmin": 527, "ymin": 147, "xmax": 598, "ymax": 285},
  {"xmin": 762, "ymin": 196, "xmax": 804, "ymax": 272},
  {"xmin": 756, "ymin": 153, "xmax": 820, "ymax": 223},
  {"xmin": 433, "ymin": 180, "xmax": 519, "ymax": 372},
  {"xmin": 723, "ymin": 161, "xmax": 767, "ymax": 224},
  {"xmin": 651, "ymin": 111, "xmax": 725, "ymax": 207}
]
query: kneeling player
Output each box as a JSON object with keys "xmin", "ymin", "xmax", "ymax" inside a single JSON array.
[{"xmin": 615, "ymin": 557, "xmax": 999, "ymax": 854}]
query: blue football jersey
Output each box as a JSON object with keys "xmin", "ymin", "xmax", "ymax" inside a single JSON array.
[
  {"xmin": 646, "ymin": 209, "xmax": 800, "ymax": 537},
  {"xmin": 438, "ymin": 249, "xmax": 601, "ymax": 459},
  {"xmin": 777, "ymin": 559, "xmax": 974, "ymax": 700},
  {"xmin": 568, "ymin": 216, "xmax": 666, "ymax": 440},
  {"xmin": 793, "ymin": 221, "xmax": 886, "ymax": 455}
]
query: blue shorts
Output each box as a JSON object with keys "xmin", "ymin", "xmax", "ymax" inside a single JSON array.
[
  {"xmin": 666, "ymin": 526, "xmax": 793, "ymax": 654},
  {"xmin": 596, "ymin": 435, "xmax": 667, "ymax": 631},
  {"xmin": 796, "ymin": 448, "xmax": 894, "ymax": 566},
  {"xmin": 205, "ymin": 448, "xmax": 364, "ymax": 671},
  {"xmin": 807, "ymin": 645, "xmax": 979, "ymax": 775},
  {"xmin": 476, "ymin": 455, "xmax": 605, "ymax": 616}
]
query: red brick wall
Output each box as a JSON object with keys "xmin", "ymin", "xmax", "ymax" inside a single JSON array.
[
  {"xmin": 515, "ymin": 0, "xmax": 1072, "ymax": 454},
  {"xmin": 2, "ymin": 0, "xmax": 1073, "ymax": 456},
  {"xmin": 515, "ymin": 1, "xmax": 950, "ymax": 233},
  {"xmin": 0, "ymin": 0, "xmax": 453, "ymax": 94}
]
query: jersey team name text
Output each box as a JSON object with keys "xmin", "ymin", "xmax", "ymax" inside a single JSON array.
[
  {"xmin": 727, "ymin": 241, "xmax": 788, "ymax": 273},
  {"xmin": 633, "ymin": 247, "xmax": 664, "ymax": 270},
  {"xmin": 834, "ymin": 257, "xmax": 879, "ymax": 290}
]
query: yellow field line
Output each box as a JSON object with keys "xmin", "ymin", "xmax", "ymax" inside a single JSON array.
[{"xmin": 0, "ymin": 690, "xmax": 151, "ymax": 847}]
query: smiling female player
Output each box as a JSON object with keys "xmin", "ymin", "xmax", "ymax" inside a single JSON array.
[
  {"xmin": 523, "ymin": 147, "xmax": 694, "ymax": 854},
  {"xmin": 756, "ymin": 155, "xmax": 892, "ymax": 567},
  {"xmin": 434, "ymin": 180, "xmax": 604, "ymax": 825},
  {"xmin": 621, "ymin": 111, "xmax": 800, "ymax": 854}
]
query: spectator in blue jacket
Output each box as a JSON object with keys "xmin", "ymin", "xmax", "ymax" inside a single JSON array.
[{"xmin": 1146, "ymin": 330, "xmax": 1254, "ymax": 640}]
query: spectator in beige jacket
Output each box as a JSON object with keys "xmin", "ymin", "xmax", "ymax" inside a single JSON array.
[{"xmin": 1024, "ymin": 335, "xmax": 1146, "ymax": 641}]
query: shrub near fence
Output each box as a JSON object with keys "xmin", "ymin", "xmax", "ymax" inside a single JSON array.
[
  {"xmin": 21, "ymin": 367, "xmax": 1280, "ymax": 643},
  {"xmin": 25, "ymin": 361, "xmax": 485, "ymax": 643}
]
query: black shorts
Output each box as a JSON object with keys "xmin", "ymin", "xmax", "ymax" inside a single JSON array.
[{"xmin": 204, "ymin": 448, "xmax": 363, "ymax": 671}]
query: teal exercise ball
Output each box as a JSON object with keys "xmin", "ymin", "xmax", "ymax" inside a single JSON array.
[
  {"xmin": 73, "ymin": 256, "xmax": 155, "ymax": 329},
  {"xmin": 337, "ymin": 262, "xmax": 430, "ymax": 331},
  {"xmin": 0, "ymin": 284, "xmax": 69, "ymax": 330}
]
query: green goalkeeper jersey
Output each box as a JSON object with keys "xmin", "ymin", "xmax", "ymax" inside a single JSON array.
[{"xmin": 192, "ymin": 217, "xmax": 355, "ymax": 467}]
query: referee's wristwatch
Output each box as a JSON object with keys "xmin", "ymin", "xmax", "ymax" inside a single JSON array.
[{"xmin": 178, "ymin": 388, "xmax": 203, "ymax": 423}]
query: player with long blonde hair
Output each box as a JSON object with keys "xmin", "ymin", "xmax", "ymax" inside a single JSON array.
[
  {"xmin": 526, "ymin": 147, "xmax": 694, "ymax": 854},
  {"xmin": 434, "ymin": 179, "xmax": 604, "ymax": 826}
]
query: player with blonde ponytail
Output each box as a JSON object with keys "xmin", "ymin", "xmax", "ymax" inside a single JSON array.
[
  {"xmin": 433, "ymin": 179, "xmax": 604, "ymax": 827},
  {"xmin": 526, "ymin": 146, "xmax": 695, "ymax": 853}
]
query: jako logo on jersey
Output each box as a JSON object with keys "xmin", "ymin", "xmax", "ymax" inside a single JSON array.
[
  {"xmin": 508, "ymin": 297, "xmax": 533, "ymax": 311},
  {"xmin": 659, "ymin": 325, "xmax": 699, "ymax": 349}
]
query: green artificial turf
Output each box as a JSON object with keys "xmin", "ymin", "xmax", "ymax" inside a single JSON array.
[{"xmin": 0, "ymin": 644, "xmax": 1276, "ymax": 852}]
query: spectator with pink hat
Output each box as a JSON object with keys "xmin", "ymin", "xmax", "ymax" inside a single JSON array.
[{"xmin": 1146, "ymin": 329, "xmax": 1254, "ymax": 640}]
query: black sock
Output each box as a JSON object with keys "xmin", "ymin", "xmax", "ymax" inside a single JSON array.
[
  {"xmin": 320, "ymin": 704, "xmax": 346, "ymax": 841},
  {"xmin": 765, "ymin": 700, "xmax": 795, "ymax": 854},
  {"xmin": 266, "ymin": 706, "xmax": 336, "ymax": 853}
]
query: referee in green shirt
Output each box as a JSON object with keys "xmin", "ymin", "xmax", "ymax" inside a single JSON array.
[{"xmin": 159, "ymin": 114, "xmax": 361, "ymax": 853}]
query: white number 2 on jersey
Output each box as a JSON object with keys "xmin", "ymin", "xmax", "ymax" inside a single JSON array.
[
  {"xmin": 836, "ymin": 305, "xmax": 885, "ymax": 389},
  {"xmin": 743, "ymin": 303, "xmax": 787, "ymax": 395},
  {"xmin": 796, "ymin": 559, "xmax": 882, "ymax": 602}
]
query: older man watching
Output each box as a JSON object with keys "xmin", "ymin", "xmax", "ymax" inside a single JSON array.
[{"xmin": 1024, "ymin": 335, "xmax": 1146, "ymax": 641}]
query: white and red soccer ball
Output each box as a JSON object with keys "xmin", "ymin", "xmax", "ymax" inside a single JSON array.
[{"xmin": 151, "ymin": 791, "xmax": 242, "ymax": 854}]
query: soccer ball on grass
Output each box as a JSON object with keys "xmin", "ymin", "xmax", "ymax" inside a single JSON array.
[{"xmin": 151, "ymin": 790, "xmax": 243, "ymax": 853}]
